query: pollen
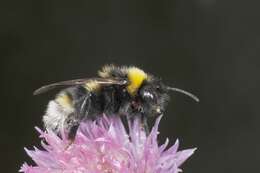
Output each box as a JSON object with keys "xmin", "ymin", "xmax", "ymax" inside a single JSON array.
[{"xmin": 127, "ymin": 67, "xmax": 147, "ymax": 96}]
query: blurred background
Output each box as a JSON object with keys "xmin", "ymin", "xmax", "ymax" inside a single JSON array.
[{"xmin": 1, "ymin": 0, "xmax": 259, "ymax": 172}]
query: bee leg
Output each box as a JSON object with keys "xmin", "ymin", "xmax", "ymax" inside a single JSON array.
[
  {"xmin": 64, "ymin": 122, "xmax": 80, "ymax": 150},
  {"xmin": 137, "ymin": 107, "xmax": 149, "ymax": 135},
  {"xmin": 64, "ymin": 93, "xmax": 92, "ymax": 150},
  {"xmin": 66, "ymin": 94, "xmax": 91, "ymax": 149},
  {"xmin": 142, "ymin": 116, "xmax": 150, "ymax": 135},
  {"xmin": 79, "ymin": 93, "xmax": 91, "ymax": 117},
  {"xmin": 68, "ymin": 123, "xmax": 80, "ymax": 141}
]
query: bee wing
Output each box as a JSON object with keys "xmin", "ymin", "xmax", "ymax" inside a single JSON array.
[{"xmin": 33, "ymin": 78, "xmax": 128, "ymax": 95}]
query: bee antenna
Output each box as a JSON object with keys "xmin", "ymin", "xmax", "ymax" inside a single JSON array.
[{"xmin": 167, "ymin": 87, "xmax": 200, "ymax": 102}]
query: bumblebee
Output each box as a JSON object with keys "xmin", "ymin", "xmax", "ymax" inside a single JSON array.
[{"xmin": 34, "ymin": 65, "xmax": 199, "ymax": 141}]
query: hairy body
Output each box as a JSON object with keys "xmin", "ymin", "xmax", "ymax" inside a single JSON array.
[{"xmin": 35, "ymin": 65, "xmax": 198, "ymax": 141}]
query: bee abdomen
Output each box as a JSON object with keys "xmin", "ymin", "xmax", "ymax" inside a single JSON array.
[{"xmin": 43, "ymin": 92, "xmax": 75, "ymax": 133}]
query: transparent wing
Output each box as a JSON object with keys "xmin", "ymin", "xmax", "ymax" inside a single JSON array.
[{"xmin": 33, "ymin": 77, "xmax": 127, "ymax": 95}]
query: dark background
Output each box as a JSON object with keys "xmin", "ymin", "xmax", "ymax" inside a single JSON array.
[{"xmin": 1, "ymin": 0, "xmax": 259, "ymax": 172}]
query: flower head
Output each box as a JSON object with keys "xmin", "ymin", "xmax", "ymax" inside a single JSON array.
[{"xmin": 20, "ymin": 115, "xmax": 196, "ymax": 173}]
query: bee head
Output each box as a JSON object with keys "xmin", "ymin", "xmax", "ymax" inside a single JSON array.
[{"xmin": 138, "ymin": 78, "xmax": 170, "ymax": 117}]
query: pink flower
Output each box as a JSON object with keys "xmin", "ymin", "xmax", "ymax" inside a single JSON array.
[{"xmin": 20, "ymin": 115, "xmax": 196, "ymax": 173}]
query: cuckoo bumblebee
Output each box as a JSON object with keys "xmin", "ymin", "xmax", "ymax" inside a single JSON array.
[{"xmin": 34, "ymin": 65, "xmax": 199, "ymax": 141}]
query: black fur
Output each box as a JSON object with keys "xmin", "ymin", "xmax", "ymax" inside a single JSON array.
[
  {"xmin": 62, "ymin": 78, "xmax": 170, "ymax": 140},
  {"xmin": 42, "ymin": 66, "xmax": 171, "ymax": 141}
]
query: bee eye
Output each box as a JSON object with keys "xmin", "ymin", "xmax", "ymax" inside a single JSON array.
[{"xmin": 143, "ymin": 91, "xmax": 154, "ymax": 100}]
